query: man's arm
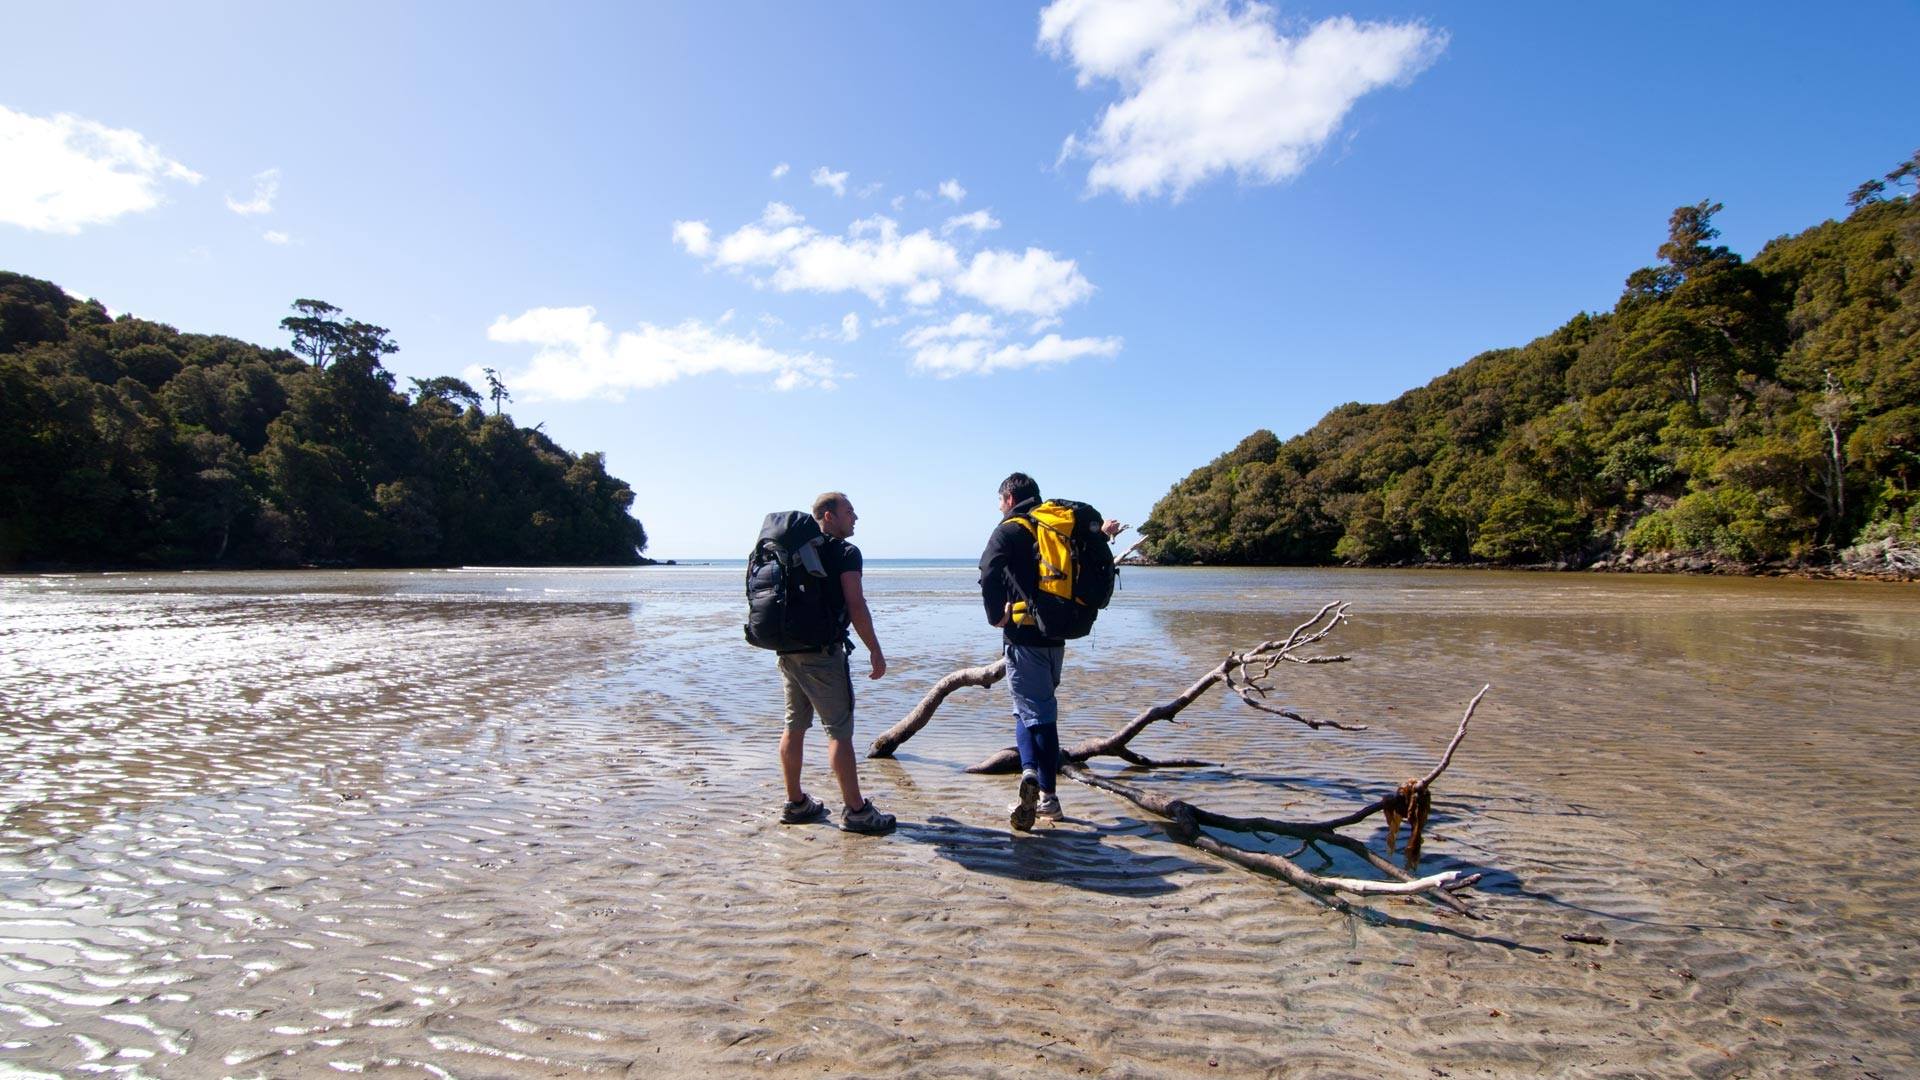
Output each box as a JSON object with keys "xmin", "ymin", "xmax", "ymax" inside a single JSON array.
[
  {"xmin": 841, "ymin": 571, "xmax": 886, "ymax": 679},
  {"xmin": 979, "ymin": 525, "xmax": 1012, "ymax": 627}
]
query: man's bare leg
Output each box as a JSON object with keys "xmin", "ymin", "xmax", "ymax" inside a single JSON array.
[
  {"xmin": 826, "ymin": 737, "xmax": 865, "ymax": 810},
  {"xmin": 779, "ymin": 728, "xmax": 807, "ymax": 803}
]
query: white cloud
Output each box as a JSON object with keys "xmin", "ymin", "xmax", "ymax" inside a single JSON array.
[
  {"xmin": 771, "ymin": 162, "xmax": 790, "ymax": 179},
  {"xmin": 953, "ymin": 248, "xmax": 1094, "ymax": 317},
  {"xmin": 766, "ymin": 214, "xmax": 960, "ymax": 304},
  {"xmin": 483, "ymin": 306, "xmax": 840, "ymax": 399},
  {"xmin": 902, "ymin": 312, "xmax": 1003, "ymax": 348},
  {"xmin": 672, "ymin": 219, "xmax": 713, "ymax": 256},
  {"xmin": 938, "ymin": 178, "xmax": 967, "ymax": 203},
  {"xmin": 942, "ymin": 209, "xmax": 1002, "ymax": 235},
  {"xmin": 0, "ymin": 105, "xmax": 201, "ymax": 233},
  {"xmin": 911, "ymin": 331, "xmax": 1122, "ymax": 377},
  {"xmin": 262, "ymin": 230, "xmax": 291, "ymax": 245},
  {"xmin": 225, "ymin": 167, "xmax": 279, "ymax": 215},
  {"xmin": 681, "ymin": 210, "xmax": 1090, "ymax": 317},
  {"xmin": 903, "ymin": 311, "xmax": 1118, "ymax": 376},
  {"xmin": 811, "ymin": 165, "xmax": 849, "ymax": 196},
  {"xmin": 759, "ymin": 201, "xmax": 803, "ymax": 228},
  {"xmin": 890, "ymin": 194, "xmax": 907, "ymax": 212},
  {"xmin": 1039, "ymin": 0, "xmax": 1446, "ymax": 200},
  {"xmin": 856, "ymin": 181, "xmax": 885, "ymax": 199},
  {"xmin": 717, "ymin": 221, "xmax": 811, "ymax": 268},
  {"xmin": 809, "ymin": 311, "xmax": 865, "ymax": 343}
]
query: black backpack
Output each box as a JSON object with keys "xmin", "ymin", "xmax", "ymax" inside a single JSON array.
[
  {"xmin": 744, "ymin": 511, "xmax": 843, "ymax": 652},
  {"xmin": 1005, "ymin": 499, "xmax": 1117, "ymax": 640}
]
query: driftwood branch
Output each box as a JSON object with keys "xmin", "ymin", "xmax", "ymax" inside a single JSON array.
[
  {"xmin": 868, "ymin": 658, "xmax": 1007, "ymax": 758},
  {"xmin": 1064, "ymin": 685, "xmax": 1491, "ymax": 914},
  {"xmin": 869, "ymin": 601, "xmax": 1497, "ymax": 914},
  {"xmin": 960, "ymin": 600, "xmax": 1363, "ymax": 774}
]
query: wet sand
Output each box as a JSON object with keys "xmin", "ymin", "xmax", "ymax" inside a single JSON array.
[{"xmin": 1, "ymin": 566, "xmax": 1916, "ymax": 1077}]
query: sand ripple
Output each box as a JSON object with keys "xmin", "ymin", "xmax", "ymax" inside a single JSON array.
[{"xmin": 1, "ymin": 567, "xmax": 1915, "ymax": 1076}]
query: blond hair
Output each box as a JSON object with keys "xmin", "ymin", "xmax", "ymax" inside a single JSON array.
[{"xmin": 812, "ymin": 491, "xmax": 848, "ymax": 520}]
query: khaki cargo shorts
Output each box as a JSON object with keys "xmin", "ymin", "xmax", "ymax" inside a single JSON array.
[{"xmin": 778, "ymin": 643, "xmax": 855, "ymax": 742}]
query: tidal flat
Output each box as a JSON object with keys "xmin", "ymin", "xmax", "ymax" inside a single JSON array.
[{"xmin": 1, "ymin": 565, "xmax": 1915, "ymax": 1077}]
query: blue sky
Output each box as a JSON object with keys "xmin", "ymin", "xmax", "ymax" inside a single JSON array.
[{"xmin": 3, "ymin": 2, "xmax": 1913, "ymax": 557}]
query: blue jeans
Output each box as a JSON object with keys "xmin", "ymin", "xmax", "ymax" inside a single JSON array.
[{"xmin": 1006, "ymin": 643, "xmax": 1064, "ymax": 795}]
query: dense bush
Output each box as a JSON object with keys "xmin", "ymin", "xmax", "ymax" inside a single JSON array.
[
  {"xmin": 0, "ymin": 278, "xmax": 647, "ymax": 569},
  {"xmin": 1143, "ymin": 154, "xmax": 1920, "ymax": 567}
]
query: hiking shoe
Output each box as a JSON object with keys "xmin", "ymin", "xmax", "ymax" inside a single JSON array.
[
  {"xmin": 1035, "ymin": 793, "xmax": 1062, "ymax": 820},
  {"xmin": 780, "ymin": 794, "xmax": 828, "ymax": 824},
  {"xmin": 1009, "ymin": 770, "xmax": 1039, "ymax": 832},
  {"xmin": 842, "ymin": 799, "xmax": 896, "ymax": 835}
]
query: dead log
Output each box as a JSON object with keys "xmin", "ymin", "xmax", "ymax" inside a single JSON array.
[
  {"xmin": 1064, "ymin": 685, "xmax": 1490, "ymax": 913},
  {"xmin": 873, "ymin": 600, "xmax": 1496, "ymax": 912},
  {"xmin": 960, "ymin": 600, "xmax": 1366, "ymax": 773},
  {"xmin": 868, "ymin": 658, "xmax": 1007, "ymax": 758}
]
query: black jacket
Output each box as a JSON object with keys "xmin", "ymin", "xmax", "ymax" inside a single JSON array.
[{"xmin": 978, "ymin": 496, "xmax": 1064, "ymax": 647}]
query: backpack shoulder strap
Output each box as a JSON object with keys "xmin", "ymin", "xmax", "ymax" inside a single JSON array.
[{"xmin": 796, "ymin": 535, "xmax": 827, "ymax": 577}]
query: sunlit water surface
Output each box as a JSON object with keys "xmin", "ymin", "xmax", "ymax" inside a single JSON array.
[{"xmin": 1, "ymin": 565, "xmax": 1915, "ymax": 1077}]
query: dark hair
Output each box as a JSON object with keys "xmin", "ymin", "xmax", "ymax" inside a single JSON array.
[{"xmin": 998, "ymin": 472, "xmax": 1040, "ymax": 505}]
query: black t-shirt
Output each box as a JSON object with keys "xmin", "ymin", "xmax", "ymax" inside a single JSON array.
[{"xmin": 819, "ymin": 537, "xmax": 862, "ymax": 630}]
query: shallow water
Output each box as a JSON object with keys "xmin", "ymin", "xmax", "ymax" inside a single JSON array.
[{"xmin": 1, "ymin": 566, "xmax": 1915, "ymax": 1077}]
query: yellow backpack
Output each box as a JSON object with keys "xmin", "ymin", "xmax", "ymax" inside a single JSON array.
[{"xmin": 1004, "ymin": 500, "xmax": 1114, "ymax": 639}]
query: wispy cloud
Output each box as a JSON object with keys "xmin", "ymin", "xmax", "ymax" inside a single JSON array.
[
  {"xmin": 908, "ymin": 324, "xmax": 1122, "ymax": 378},
  {"xmin": 938, "ymin": 178, "xmax": 967, "ymax": 203},
  {"xmin": 0, "ymin": 105, "xmax": 201, "ymax": 233},
  {"xmin": 262, "ymin": 230, "xmax": 291, "ymax": 245},
  {"xmin": 942, "ymin": 209, "xmax": 1002, "ymax": 235},
  {"xmin": 902, "ymin": 312, "xmax": 1003, "ymax": 348},
  {"xmin": 674, "ymin": 207, "xmax": 1094, "ymax": 318},
  {"xmin": 1039, "ymin": 0, "xmax": 1446, "ymax": 200},
  {"xmin": 811, "ymin": 165, "xmax": 849, "ymax": 196},
  {"xmin": 225, "ymin": 167, "xmax": 279, "ymax": 215},
  {"xmin": 759, "ymin": 201, "xmax": 803, "ymax": 227},
  {"xmin": 483, "ymin": 306, "xmax": 841, "ymax": 399},
  {"xmin": 771, "ymin": 161, "xmax": 790, "ymax": 179}
]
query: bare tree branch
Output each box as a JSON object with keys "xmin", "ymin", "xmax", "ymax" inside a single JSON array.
[
  {"xmin": 866, "ymin": 603, "xmax": 1496, "ymax": 914},
  {"xmin": 867, "ymin": 658, "xmax": 1006, "ymax": 759}
]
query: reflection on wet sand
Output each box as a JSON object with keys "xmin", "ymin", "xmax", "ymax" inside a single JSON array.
[{"xmin": 1, "ymin": 566, "xmax": 1915, "ymax": 1076}]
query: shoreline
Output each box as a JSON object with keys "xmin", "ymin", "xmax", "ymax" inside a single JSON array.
[{"xmin": 1121, "ymin": 546, "xmax": 1919, "ymax": 583}]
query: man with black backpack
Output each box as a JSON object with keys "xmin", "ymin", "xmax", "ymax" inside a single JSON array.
[
  {"xmin": 747, "ymin": 492, "xmax": 894, "ymax": 834},
  {"xmin": 978, "ymin": 472, "xmax": 1123, "ymax": 831}
]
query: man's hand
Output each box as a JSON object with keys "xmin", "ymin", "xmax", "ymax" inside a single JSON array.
[
  {"xmin": 1102, "ymin": 518, "xmax": 1127, "ymax": 539},
  {"xmin": 993, "ymin": 601, "xmax": 1012, "ymax": 629},
  {"xmin": 868, "ymin": 651, "xmax": 887, "ymax": 680}
]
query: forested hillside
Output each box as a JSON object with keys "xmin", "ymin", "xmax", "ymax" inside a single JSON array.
[
  {"xmin": 1140, "ymin": 156, "xmax": 1920, "ymax": 572},
  {"xmin": 0, "ymin": 277, "xmax": 647, "ymax": 569}
]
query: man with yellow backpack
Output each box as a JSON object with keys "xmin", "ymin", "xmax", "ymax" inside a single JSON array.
[{"xmin": 977, "ymin": 472, "xmax": 1124, "ymax": 831}]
